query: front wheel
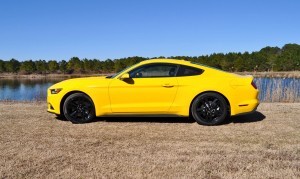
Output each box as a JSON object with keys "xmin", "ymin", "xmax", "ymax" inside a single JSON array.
[
  {"xmin": 191, "ymin": 93, "xmax": 228, "ymax": 125},
  {"xmin": 63, "ymin": 93, "xmax": 95, "ymax": 124}
]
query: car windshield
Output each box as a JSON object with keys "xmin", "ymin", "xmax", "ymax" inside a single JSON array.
[{"xmin": 106, "ymin": 65, "xmax": 133, "ymax": 79}]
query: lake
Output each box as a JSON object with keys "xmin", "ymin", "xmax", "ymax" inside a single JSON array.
[{"xmin": 0, "ymin": 77, "xmax": 299, "ymax": 102}]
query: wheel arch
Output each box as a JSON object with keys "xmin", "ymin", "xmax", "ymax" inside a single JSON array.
[
  {"xmin": 60, "ymin": 90, "xmax": 95, "ymax": 116},
  {"xmin": 189, "ymin": 91, "xmax": 231, "ymax": 115}
]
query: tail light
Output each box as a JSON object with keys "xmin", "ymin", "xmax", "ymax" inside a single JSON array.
[{"xmin": 251, "ymin": 80, "xmax": 257, "ymax": 89}]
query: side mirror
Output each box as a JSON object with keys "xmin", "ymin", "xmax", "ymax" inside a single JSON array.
[{"xmin": 119, "ymin": 73, "xmax": 130, "ymax": 80}]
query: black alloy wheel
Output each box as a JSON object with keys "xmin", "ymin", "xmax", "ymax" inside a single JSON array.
[
  {"xmin": 191, "ymin": 93, "xmax": 228, "ymax": 125},
  {"xmin": 63, "ymin": 93, "xmax": 95, "ymax": 124}
]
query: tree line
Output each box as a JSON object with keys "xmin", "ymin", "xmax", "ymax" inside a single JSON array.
[{"xmin": 0, "ymin": 43, "xmax": 300, "ymax": 74}]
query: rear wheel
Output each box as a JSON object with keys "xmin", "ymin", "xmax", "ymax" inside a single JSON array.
[
  {"xmin": 63, "ymin": 93, "xmax": 95, "ymax": 124},
  {"xmin": 191, "ymin": 93, "xmax": 228, "ymax": 125}
]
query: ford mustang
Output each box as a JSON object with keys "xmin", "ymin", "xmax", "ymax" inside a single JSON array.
[{"xmin": 47, "ymin": 59, "xmax": 259, "ymax": 125}]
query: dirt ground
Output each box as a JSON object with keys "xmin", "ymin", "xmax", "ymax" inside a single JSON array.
[{"xmin": 0, "ymin": 102, "xmax": 299, "ymax": 178}]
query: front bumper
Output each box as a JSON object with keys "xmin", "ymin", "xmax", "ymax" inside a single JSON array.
[{"xmin": 47, "ymin": 90, "xmax": 62, "ymax": 115}]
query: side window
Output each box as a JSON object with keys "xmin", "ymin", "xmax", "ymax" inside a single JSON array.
[
  {"xmin": 129, "ymin": 64, "xmax": 178, "ymax": 78},
  {"xmin": 177, "ymin": 65, "xmax": 203, "ymax": 77}
]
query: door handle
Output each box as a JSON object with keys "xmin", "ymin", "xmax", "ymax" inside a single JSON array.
[{"xmin": 162, "ymin": 84, "xmax": 174, "ymax": 88}]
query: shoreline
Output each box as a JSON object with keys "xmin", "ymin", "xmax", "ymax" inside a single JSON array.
[
  {"xmin": 1, "ymin": 71, "xmax": 300, "ymax": 79},
  {"xmin": 0, "ymin": 73, "xmax": 110, "ymax": 79},
  {"xmin": 235, "ymin": 71, "xmax": 300, "ymax": 78}
]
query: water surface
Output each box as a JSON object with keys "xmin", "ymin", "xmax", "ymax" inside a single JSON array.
[{"xmin": 0, "ymin": 79, "xmax": 61, "ymax": 101}]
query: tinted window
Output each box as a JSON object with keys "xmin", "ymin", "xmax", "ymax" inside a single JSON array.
[
  {"xmin": 129, "ymin": 64, "xmax": 178, "ymax": 78},
  {"xmin": 177, "ymin": 65, "xmax": 203, "ymax": 76}
]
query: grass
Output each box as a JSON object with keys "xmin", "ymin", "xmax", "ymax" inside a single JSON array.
[{"xmin": 0, "ymin": 102, "xmax": 299, "ymax": 178}]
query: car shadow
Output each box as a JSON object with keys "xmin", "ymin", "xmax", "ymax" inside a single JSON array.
[
  {"xmin": 55, "ymin": 115, "xmax": 68, "ymax": 121},
  {"xmin": 95, "ymin": 116, "xmax": 195, "ymax": 124},
  {"xmin": 225, "ymin": 111, "xmax": 266, "ymax": 124},
  {"xmin": 55, "ymin": 111, "xmax": 265, "ymax": 124}
]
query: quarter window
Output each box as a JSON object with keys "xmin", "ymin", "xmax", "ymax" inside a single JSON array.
[{"xmin": 177, "ymin": 65, "xmax": 203, "ymax": 76}]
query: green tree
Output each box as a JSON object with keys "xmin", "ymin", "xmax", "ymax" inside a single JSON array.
[
  {"xmin": 92, "ymin": 59, "xmax": 103, "ymax": 72},
  {"xmin": 234, "ymin": 57, "xmax": 246, "ymax": 71},
  {"xmin": 114, "ymin": 59, "xmax": 126, "ymax": 72},
  {"xmin": 5, "ymin": 58, "xmax": 20, "ymax": 73},
  {"xmin": 48, "ymin": 60, "xmax": 59, "ymax": 73},
  {"xmin": 67, "ymin": 57, "xmax": 83, "ymax": 73},
  {"xmin": 255, "ymin": 47, "xmax": 279, "ymax": 71},
  {"xmin": 125, "ymin": 56, "xmax": 147, "ymax": 66},
  {"xmin": 279, "ymin": 44, "xmax": 300, "ymax": 71},
  {"xmin": 59, "ymin": 60, "xmax": 67, "ymax": 74},
  {"xmin": 20, "ymin": 60, "xmax": 36, "ymax": 74},
  {"xmin": 102, "ymin": 59, "xmax": 114, "ymax": 72},
  {"xmin": 35, "ymin": 60, "xmax": 48, "ymax": 74},
  {"xmin": 83, "ymin": 58, "xmax": 95, "ymax": 73},
  {"xmin": 0, "ymin": 43, "xmax": 300, "ymax": 74},
  {"xmin": 0, "ymin": 60, "xmax": 5, "ymax": 73},
  {"xmin": 220, "ymin": 53, "xmax": 236, "ymax": 71}
]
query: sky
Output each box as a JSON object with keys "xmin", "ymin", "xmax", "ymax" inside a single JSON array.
[{"xmin": 0, "ymin": 0, "xmax": 300, "ymax": 61}]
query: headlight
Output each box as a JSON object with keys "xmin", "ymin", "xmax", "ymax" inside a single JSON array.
[{"xmin": 50, "ymin": 88, "xmax": 62, "ymax": 94}]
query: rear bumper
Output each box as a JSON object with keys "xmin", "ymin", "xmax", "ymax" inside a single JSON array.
[{"xmin": 232, "ymin": 99, "xmax": 259, "ymax": 116}]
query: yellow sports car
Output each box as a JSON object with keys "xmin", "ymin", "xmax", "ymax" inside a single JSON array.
[{"xmin": 47, "ymin": 59, "xmax": 259, "ymax": 125}]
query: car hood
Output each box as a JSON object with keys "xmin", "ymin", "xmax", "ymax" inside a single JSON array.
[{"xmin": 49, "ymin": 76, "xmax": 111, "ymax": 89}]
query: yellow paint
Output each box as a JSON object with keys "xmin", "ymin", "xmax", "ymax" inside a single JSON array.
[{"xmin": 47, "ymin": 59, "xmax": 259, "ymax": 117}]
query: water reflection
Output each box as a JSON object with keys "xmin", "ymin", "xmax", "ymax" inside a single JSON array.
[{"xmin": 0, "ymin": 79, "xmax": 62, "ymax": 101}]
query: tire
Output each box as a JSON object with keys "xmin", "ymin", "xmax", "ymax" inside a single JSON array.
[
  {"xmin": 191, "ymin": 93, "xmax": 228, "ymax": 125},
  {"xmin": 63, "ymin": 93, "xmax": 95, "ymax": 124}
]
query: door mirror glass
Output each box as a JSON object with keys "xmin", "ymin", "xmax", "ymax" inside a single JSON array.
[{"xmin": 119, "ymin": 73, "xmax": 130, "ymax": 80}]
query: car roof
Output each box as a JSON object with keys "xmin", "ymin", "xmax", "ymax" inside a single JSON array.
[
  {"xmin": 139, "ymin": 59, "xmax": 192, "ymax": 65},
  {"xmin": 139, "ymin": 59, "xmax": 226, "ymax": 72}
]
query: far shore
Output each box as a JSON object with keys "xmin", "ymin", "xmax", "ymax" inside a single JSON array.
[
  {"xmin": 0, "ymin": 73, "xmax": 112, "ymax": 79},
  {"xmin": 236, "ymin": 71, "xmax": 300, "ymax": 78},
  {"xmin": 1, "ymin": 71, "xmax": 300, "ymax": 79}
]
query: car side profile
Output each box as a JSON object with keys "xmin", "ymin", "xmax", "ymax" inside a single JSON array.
[{"xmin": 47, "ymin": 59, "xmax": 259, "ymax": 125}]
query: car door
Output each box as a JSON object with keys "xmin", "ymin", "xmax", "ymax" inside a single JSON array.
[{"xmin": 108, "ymin": 63, "xmax": 179, "ymax": 113}]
